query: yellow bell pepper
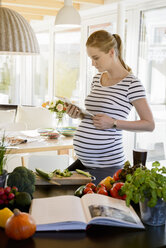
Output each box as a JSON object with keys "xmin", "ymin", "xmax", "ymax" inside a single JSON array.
[{"xmin": 99, "ymin": 176, "xmax": 114, "ymax": 191}]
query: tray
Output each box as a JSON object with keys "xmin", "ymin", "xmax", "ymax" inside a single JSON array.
[{"xmin": 35, "ymin": 171, "xmax": 92, "ymax": 185}]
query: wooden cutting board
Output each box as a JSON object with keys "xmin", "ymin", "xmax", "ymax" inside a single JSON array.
[{"xmin": 35, "ymin": 171, "xmax": 93, "ymax": 185}]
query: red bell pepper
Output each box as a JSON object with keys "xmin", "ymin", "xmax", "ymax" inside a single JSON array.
[
  {"xmin": 113, "ymin": 169, "xmax": 123, "ymax": 181},
  {"xmin": 110, "ymin": 182, "xmax": 126, "ymax": 200}
]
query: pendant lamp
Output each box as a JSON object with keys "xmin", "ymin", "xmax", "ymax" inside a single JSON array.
[
  {"xmin": 55, "ymin": 0, "xmax": 81, "ymax": 27},
  {"xmin": 0, "ymin": 7, "xmax": 40, "ymax": 54}
]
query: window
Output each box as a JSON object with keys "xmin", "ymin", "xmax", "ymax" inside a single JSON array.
[
  {"xmin": 0, "ymin": 31, "xmax": 49, "ymax": 106},
  {"xmin": 136, "ymin": 7, "xmax": 166, "ymax": 161}
]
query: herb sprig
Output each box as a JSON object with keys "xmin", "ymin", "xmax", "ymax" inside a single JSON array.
[{"xmin": 121, "ymin": 161, "xmax": 166, "ymax": 207}]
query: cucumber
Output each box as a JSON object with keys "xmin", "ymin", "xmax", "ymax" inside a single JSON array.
[
  {"xmin": 74, "ymin": 185, "xmax": 86, "ymax": 197},
  {"xmin": 75, "ymin": 169, "xmax": 92, "ymax": 178},
  {"xmin": 35, "ymin": 168, "xmax": 54, "ymax": 180}
]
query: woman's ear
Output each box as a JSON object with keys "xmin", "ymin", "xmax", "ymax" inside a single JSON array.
[{"xmin": 109, "ymin": 48, "xmax": 115, "ymax": 57}]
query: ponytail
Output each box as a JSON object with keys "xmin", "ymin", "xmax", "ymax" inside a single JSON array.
[{"xmin": 113, "ymin": 34, "xmax": 132, "ymax": 74}]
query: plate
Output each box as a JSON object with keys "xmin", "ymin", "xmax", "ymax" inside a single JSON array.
[
  {"xmin": 58, "ymin": 127, "xmax": 77, "ymax": 137},
  {"xmin": 38, "ymin": 128, "xmax": 54, "ymax": 136}
]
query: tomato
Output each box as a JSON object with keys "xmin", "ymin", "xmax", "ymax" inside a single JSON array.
[
  {"xmin": 97, "ymin": 183, "xmax": 107, "ymax": 190},
  {"xmin": 110, "ymin": 182, "xmax": 126, "ymax": 200},
  {"xmin": 113, "ymin": 169, "xmax": 123, "ymax": 181},
  {"xmin": 85, "ymin": 183, "xmax": 97, "ymax": 192},
  {"xmin": 86, "ymin": 189, "xmax": 94, "ymax": 194},
  {"xmin": 83, "ymin": 187, "xmax": 93, "ymax": 194},
  {"xmin": 97, "ymin": 187, "xmax": 108, "ymax": 196}
]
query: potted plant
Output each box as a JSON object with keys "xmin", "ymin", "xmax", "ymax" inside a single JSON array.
[
  {"xmin": 121, "ymin": 161, "xmax": 166, "ymax": 226},
  {"xmin": 0, "ymin": 133, "xmax": 8, "ymax": 188}
]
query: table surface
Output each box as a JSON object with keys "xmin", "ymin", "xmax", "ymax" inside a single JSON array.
[
  {"xmin": 1, "ymin": 185, "xmax": 166, "ymax": 248},
  {"xmin": 4, "ymin": 130, "xmax": 73, "ymax": 154}
]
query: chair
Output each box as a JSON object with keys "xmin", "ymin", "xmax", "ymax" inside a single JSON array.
[
  {"xmin": 21, "ymin": 153, "xmax": 69, "ymax": 172},
  {"xmin": 0, "ymin": 122, "xmax": 28, "ymax": 131}
]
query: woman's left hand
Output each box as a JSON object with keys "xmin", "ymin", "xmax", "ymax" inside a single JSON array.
[{"xmin": 93, "ymin": 114, "xmax": 114, "ymax": 129}]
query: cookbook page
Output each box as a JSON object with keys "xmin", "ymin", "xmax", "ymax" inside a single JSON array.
[
  {"xmin": 30, "ymin": 195, "xmax": 87, "ymax": 226},
  {"xmin": 81, "ymin": 194, "xmax": 144, "ymax": 228}
]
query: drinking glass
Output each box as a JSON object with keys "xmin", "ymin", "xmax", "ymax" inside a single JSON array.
[{"xmin": 133, "ymin": 149, "xmax": 147, "ymax": 166}]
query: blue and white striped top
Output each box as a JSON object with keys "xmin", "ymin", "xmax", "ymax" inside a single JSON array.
[{"xmin": 73, "ymin": 73, "xmax": 146, "ymax": 168}]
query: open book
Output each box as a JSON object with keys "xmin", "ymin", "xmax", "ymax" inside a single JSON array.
[
  {"xmin": 56, "ymin": 96, "xmax": 94, "ymax": 117},
  {"xmin": 29, "ymin": 194, "xmax": 144, "ymax": 231}
]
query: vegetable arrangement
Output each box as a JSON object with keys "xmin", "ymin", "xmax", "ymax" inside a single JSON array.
[
  {"xmin": 74, "ymin": 161, "xmax": 166, "ymax": 209},
  {"xmin": 74, "ymin": 175, "xmax": 126, "ymax": 199},
  {"xmin": 74, "ymin": 160, "xmax": 155, "ymax": 201}
]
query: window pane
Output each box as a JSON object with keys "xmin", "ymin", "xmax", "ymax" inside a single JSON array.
[
  {"xmin": 53, "ymin": 29, "xmax": 81, "ymax": 126},
  {"xmin": 137, "ymin": 8, "xmax": 166, "ymax": 162},
  {"xmin": 0, "ymin": 56, "xmax": 20, "ymax": 104},
  {"xmin": 53, "ymin": 29, "xmax": 80, "ymax": 100},
  {"xmin": 32, "ymin": 32, "xmax": 49, "ymax": 106}
]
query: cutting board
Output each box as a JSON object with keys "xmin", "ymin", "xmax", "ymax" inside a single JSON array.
[{"xmin": 35, "ymin": 171, "xmax": 93, "ymax": 185}]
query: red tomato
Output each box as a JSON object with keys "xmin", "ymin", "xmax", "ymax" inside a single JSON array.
[
  {"xmin": 113, "ymin": 169, "xmax": 123, "ymax": 181},
  {"xmin": 97, "ymin": 187, "xmax": 108, "ymax": 196},
  {"xmin": 85, "ymin": 183, "xmax": 97, "ymax": 192},
  {"xmin": 97, "ymin": 183, "xmax": 107, "ymax": 190},
  {"xmin": 110, "ymin": 182, "xmax": 126, "ymax": 200},
  {"xmin": 86, "ymin": 189, "xmax": 94, "ymax": 194},
  {"xmin": 84, "ymin": 187, "xmax": 93, "ymax": 194}
]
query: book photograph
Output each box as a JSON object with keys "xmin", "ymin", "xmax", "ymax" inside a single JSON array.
[{"xmin": 89, "ymin": 205, "xmax": 137, "ymax": 225}]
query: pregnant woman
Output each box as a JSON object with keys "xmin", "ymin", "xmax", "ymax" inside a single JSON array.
[{"xmin": 66, "ymin": 30, "xmax": 155, "ymax": 184}]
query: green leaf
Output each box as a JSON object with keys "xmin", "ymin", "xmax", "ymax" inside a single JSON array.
[
  {"xmin": 133, "ymin": 193, "xmax": 140, "ymax": 203},
  {"xmin": 157, "ymin": 188, "xmax": 162, "ymax": 198},
  {"xmin": 148, "ymin": 180, "xmax": 157, "ymax": 189},
  {"xmin": 125, "ymin": 196, "xmax": 131, "ymax": 207},
  {"xmin": 126, "ymin": 174, "xmax": 132, "ymax": 182},
  {"xmin": 162, "ymin": 188, "xmax": 166, "ymax": 201},
  {"xmin": 152, "ymin": 161, "xmax": 160, "ymax": 168}
]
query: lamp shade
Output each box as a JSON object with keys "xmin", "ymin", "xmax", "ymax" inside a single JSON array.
[
  {"xmin": 0, "ymin": 7, "xmax": 40, "ymax": 54},
  {"xmin": 55, "ymin": 0, "xmax": 81, "ymax": 27}
]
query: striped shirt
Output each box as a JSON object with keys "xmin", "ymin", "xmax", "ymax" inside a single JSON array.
[{"xmin": 73, "ymin": 73, "xmax": 146, "ymax": 168}]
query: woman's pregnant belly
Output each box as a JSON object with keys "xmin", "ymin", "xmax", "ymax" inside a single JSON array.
[{"xmin": 73, "ymin": 118, "xmax": 124, "ymax": 168}]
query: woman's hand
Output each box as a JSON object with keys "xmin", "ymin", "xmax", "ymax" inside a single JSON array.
[
  {"xmin": 66, "ymin": 104, "xmax": 83, "ymax": 119},
  {"xmin": 93, "ymin": 114, "xmax": 114, "ymax": 129}
]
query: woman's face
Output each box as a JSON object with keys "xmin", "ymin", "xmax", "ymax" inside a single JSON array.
[{"xmin": 87, "ymin": 46, "xmax": 113, "ymax": 72}]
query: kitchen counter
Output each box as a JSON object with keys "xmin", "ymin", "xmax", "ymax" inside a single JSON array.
[{"xmin": 0, "ymin": 185, "xmax": 166, "ymax": 248}]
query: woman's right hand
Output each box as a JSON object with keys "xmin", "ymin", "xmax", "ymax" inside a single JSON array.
[{"xmin": 66, "ymin": 104, "xmax": 83, "ymax": 119}]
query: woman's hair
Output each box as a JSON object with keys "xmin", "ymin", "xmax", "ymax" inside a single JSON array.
[{"xmin": 86, "ymin": 30, "xmax": 132, "ymax": 73}]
